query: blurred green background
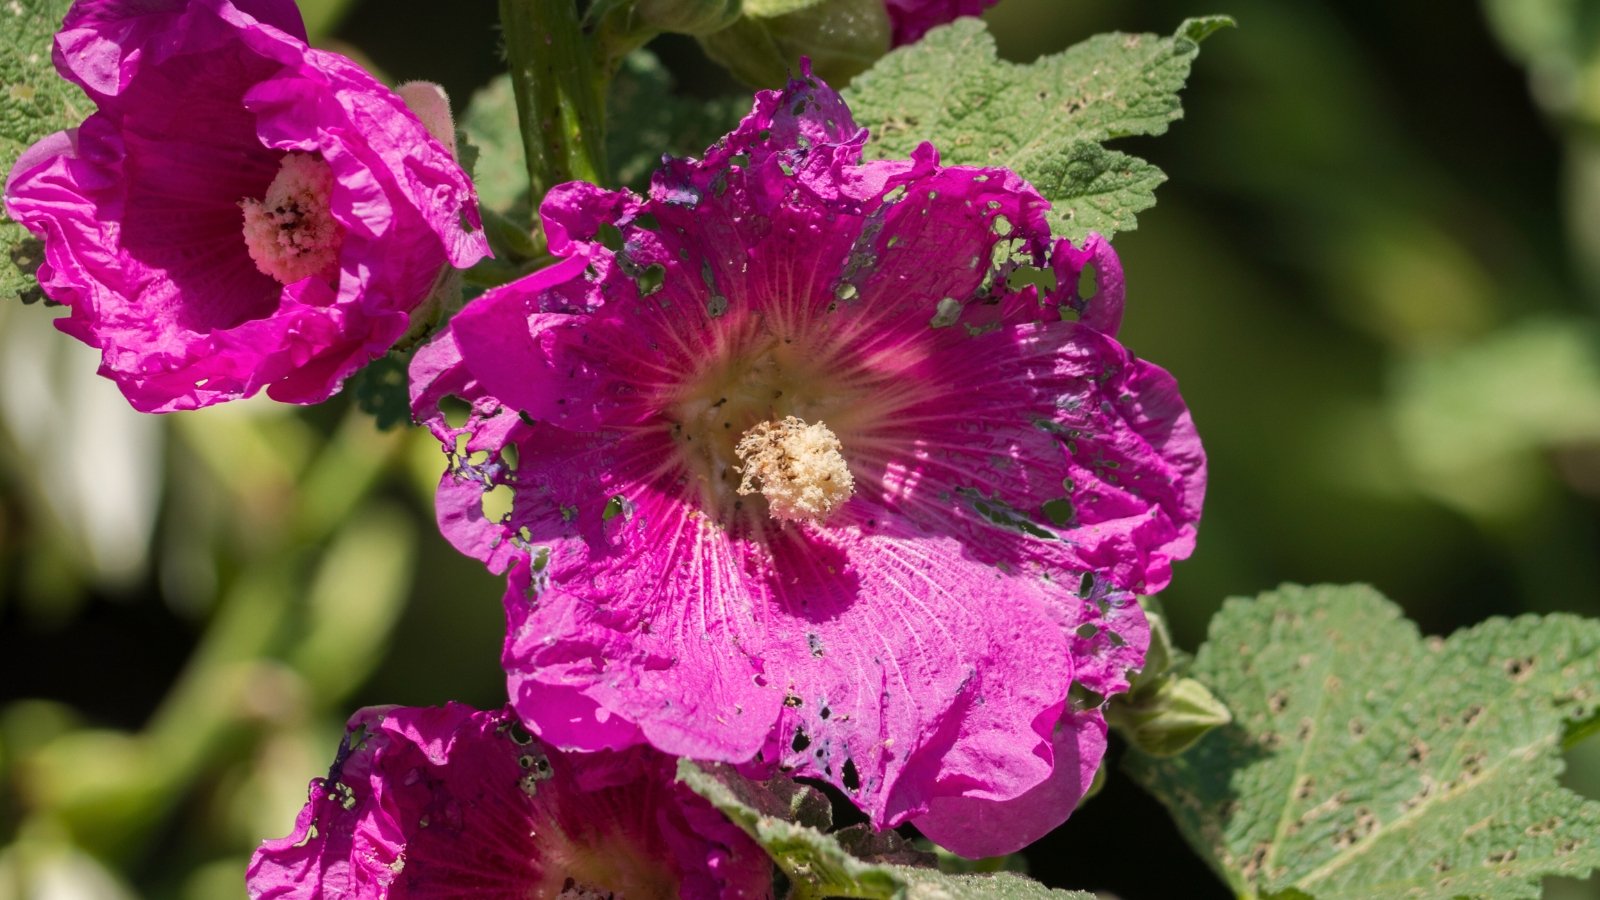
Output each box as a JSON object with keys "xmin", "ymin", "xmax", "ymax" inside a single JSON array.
[{"xmin": 1, "ymin": 0, "xmax": 1597, "ymax": 896}]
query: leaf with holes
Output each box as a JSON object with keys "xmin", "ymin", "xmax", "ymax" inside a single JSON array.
[
  {"xmin": 843, "ymin": 16, "xmax": 1230, "ymax": 241},
  {"xmin": 1126, "ymin": 584, "xmax": 1600, "ymax": 899},
  {"xmin": 1, "ymin": 0, "xmax": 80, "ymax": 305},
  {"xmin": 677, "ymin": 761, "xmax": 1092, "ymax": 899}
]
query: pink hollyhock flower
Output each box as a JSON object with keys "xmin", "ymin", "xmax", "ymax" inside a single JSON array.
[
  {"xmin": 4, "ymin": 0, "xmax": 489, "ymax": 412},
  {"xmin": 884, "ymin": 0, "xmax": 998, "ymax": 45},
  {"xmin": 248, "ymin": 704, "xmax": 772, "ymax": 899},
  {"xmin": 410, "ymin": 70, "xmax": 1204, "ymax": 855}
]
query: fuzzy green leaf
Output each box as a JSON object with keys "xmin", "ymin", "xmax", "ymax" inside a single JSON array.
[
  {"xmin": 677, "ymin": 760, "xmax": 1090, "ymax": 899},
  {"xmin": 1127, "ymin": 584, "xmax": 1600, "ymax": 899},
  {"xmin": 1, "ymin": 0, "xmax": 80, "ymax": 305},
  {"xmin": 843, "ymin": 16, "xmax": 1230, "ymax": 240}
]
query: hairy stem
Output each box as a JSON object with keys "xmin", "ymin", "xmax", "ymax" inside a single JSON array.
[{"xmin": 499, "ymin": 0, "xmax": 611, "ymax": 200}]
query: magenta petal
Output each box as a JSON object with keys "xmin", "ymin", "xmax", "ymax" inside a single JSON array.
[
  {"xmin": 906, "ymin": 579, "xmax": 1151, "ymax": 856},
  {"xmin": 882, "ymin": 0, "xmax": 999, "ymax": 45},
  {"xmin": 6, "ymin": 0, "xmax": 488, "ymax": 411},
  {"xmin": 449, "ymin": 259, "xmax": 620, "ymax": 430},
  {"xmin": 856, "ymin": 317, "xmax": 1202, "ymax": 595},
  {"xmin": 54, "ymin": 0, "xmax": 308, "ymax": 101},
  {"xmin": 247, "ymin": 704, "xmax": 772, "ymax": 900},
  {"xmin": 1052, "ymin": 232, "xmax": 1127, "ymax": 336},
  {"xmin": 543, "ymin": 181, "xmax": 642, "ymax": 257},
  {"xmin": 506, "ymin": 664, "xmax": 647, "ymax": 752},
  {"xmin": 494, "ymin": 443, "xmax": 785, "ymax": 763},
  {"xmin": 1070, "ymin": 579, "xmax": 1153, "ymax": 699},
  {"xmin": 758, "ymin": 503, "xmax": 1074, "ymax": 824},
  {"xmin": 912, "ymin": 712, "xmax": 1107, "ymax": 858}
]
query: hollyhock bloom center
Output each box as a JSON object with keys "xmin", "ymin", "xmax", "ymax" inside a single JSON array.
[
  {"xmin": 239, "ymin": 152, "xmax": 343, "ymax": 285},
  {"xmin": 666, "ymin": 331, "xmax": 878, "ymax": 525},
  {"xmin": 410, "ymin": 68, "xmax": 1205, "ymax": 858}
]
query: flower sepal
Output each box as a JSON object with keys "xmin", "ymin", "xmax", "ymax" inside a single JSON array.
[
  {"xmin": 1107, "ymin": 674, "xmax": 1233, "ymax": 758},
  {"xmin": 1106, "ymin": 598, "xmax": 1231, "ymax": 757}
]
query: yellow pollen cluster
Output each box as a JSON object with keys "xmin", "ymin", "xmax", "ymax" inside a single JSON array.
[
  {"xmin": 735, "ymin": 416, "xmax": 855, "ymax": 523},
  {"xmin": 240, "ymin": 151, "xmax": 343, "ymax": 285}
]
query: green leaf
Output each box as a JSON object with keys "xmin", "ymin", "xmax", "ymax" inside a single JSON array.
[
  {"xmin": 1390, "ymin": 316, "xmax": 1600, "ymax": 518},
  {"xmin": 1126, "ymin": 584, "xmax": 1600, "ymax": 899},
  {"xmin": 460, "ymin": 74, "xmax": 529, "ymax": 216},
  {"xmin": 1481, "ymin": 0, "xmax": 1600, "ymax": 123},
  {"xmin": 473, "ymin": 51, "xmax": 747, "ymax": 202},
  {"xmin": 1, "ymin": 0, "xmax": 81, "ymax": 306},
  {"xmin": 677, "ymin": 760, "xmax": 1091, "ymax": 899},
  {"xmin": 843, "ymin": 16, "xmax": 1231, "ymax": 240},
  {"xmin": 345, "ymin": 353, "xmax": 412, "ymax": 431},
  {"xmin": 606, "ymin": 49, "xmax": 748, "ymax": 191}
]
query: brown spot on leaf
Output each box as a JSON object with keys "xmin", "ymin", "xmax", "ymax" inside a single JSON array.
[
  {"xmin": 1526, "ymin": 816, "xmax": 1561, "ymax": 837},
  {"xmin": 1504, "ymin": 656, "xmax": 1536, "ymax": 682},
  {"xmin": 1240, "ymin": 843, "xmax": 1269, "ymax": 881}
]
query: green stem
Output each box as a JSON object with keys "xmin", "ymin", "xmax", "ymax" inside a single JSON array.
[{"xmin": 499, "ymin": 0, "xmax": 611, "ymax": 198}]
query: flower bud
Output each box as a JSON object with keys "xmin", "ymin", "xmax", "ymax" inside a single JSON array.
[
  {"xmin": 1107, "ymin": 676, "xmax": 1232, "ymax": 757},
  {"xmin": 698, "ymin": 0, "xmax": 891, "ymax": 87},
  {"xmin": 1106, "ymin": 597, "xmax": 1230, "ymax": 757},
  {"xmin": 634, "ymin": 0, "xmax": 743, "ymax": 34}
]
